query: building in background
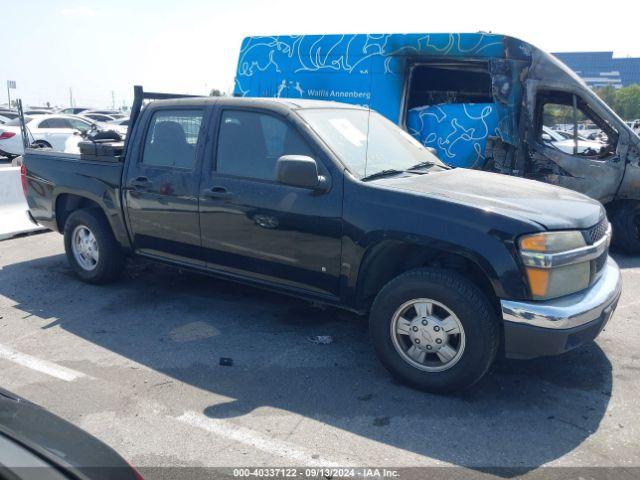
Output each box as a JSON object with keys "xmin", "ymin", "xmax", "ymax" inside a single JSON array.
[{"xmin": 553, "ymin": 52, "xmax": 640, "ymax": 89}]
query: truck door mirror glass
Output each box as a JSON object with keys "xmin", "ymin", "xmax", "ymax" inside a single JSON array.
[{"xmin": 276, "ymin": 155, "xmax": 326, "ymax": 190}]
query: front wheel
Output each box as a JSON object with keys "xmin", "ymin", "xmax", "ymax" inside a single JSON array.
[
  {"xmin": 369, "ymin": 268, "xmax": 499, "ymax": 393},
  {"xmin": 611, "ymin": 201, "xmax": 640, "ymax": 255},
  {"xmin": 63, "ymin": 209, "xmax": 124, "ymax": 284}
]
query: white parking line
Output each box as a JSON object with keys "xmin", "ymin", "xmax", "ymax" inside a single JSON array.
[
  {"xmin": 0, "ymin": 344, "xmax": 86, "ymax": 382},
  {"xmin": 176, "ymin": 411, "xmax": 346, "ymax": 467}
]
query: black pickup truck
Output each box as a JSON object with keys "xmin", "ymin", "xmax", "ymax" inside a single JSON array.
[{"xmin": 22, "ymin": 87, "xmax": 622, "ymax": 392}]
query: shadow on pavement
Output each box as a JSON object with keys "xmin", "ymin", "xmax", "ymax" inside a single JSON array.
[{"xmin": 0, "ymin": 252, "xmax": 613, "ymax": 475}]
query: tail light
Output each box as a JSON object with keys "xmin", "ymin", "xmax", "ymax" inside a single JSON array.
[
  {"xmin": 20, "ymin": 163, "xmax": 28, "ymax": 198},
  {"xmin": 0, "ymin": 131, "xmax": 16, "ymax": 140}
]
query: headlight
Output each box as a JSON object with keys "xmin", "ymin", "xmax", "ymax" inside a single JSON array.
[
  {"xmin": 520, "ymin": 231, "xmax": 586, "ymax": 253},
  {"xmin": 519, "ymin": 231, "xmax": 590, "ymax": 300}
]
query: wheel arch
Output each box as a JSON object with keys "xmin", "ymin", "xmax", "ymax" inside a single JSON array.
[
  {"xmin": 55, "ymin": 193, "xmax": 107, "ymax": 233},
  {"xmin": 354, "ymin": 239, "xmax": 503, "ymax": 317}
]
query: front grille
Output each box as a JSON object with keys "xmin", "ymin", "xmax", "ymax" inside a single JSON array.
[
  {"xmin": 585, "ymin": 218, "xmax": 610, "ymax": 283},
  {"xmin": 594, "ymin": 250, "xmax": 608, "ymax": 272},
  {"xmin": 586, "ymin": 218, "xmax": 608, "ymax": 244}
]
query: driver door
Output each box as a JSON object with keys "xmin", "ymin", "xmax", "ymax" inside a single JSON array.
[
  {"xmin": 526, "ymin": 89, "xmax": 625, "ymax": 203},
  {"xmin": 198, "ymin": 107, "xmax": 343, "ymax": 299}
]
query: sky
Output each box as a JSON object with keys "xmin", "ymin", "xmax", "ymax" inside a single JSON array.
[{"xmin": 2, "ymin": 0, "xmax": 638, "ymax": 109}]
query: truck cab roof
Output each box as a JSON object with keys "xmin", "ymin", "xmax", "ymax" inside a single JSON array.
[{"xmin": 146, "ymin": 96, "xmax": 366, "ymax": 111}]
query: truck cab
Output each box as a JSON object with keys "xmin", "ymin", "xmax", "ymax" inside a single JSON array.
[{"xmin": 233, "ymin": 33, "xmax": 640, "ymax": 253}]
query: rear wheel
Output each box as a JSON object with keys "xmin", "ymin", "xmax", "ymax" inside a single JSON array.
[
  {"xmin": 63, "ymin": 209, "xmax": 124, "ymax": 284},
  {"xmin": 369, "ymin": 268, "xmax": 499, "ymax": 393},
  {"xmin": 611, "ymin": 201, "xmax": 640, "ymax": 255}
]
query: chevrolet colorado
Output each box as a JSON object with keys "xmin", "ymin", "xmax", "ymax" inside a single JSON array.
[{"xmin": 22, "ymin": 88, "xmax": 622, "ymax": 392}]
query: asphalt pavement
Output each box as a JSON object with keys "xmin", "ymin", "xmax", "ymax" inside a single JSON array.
[{"xmin": 0, "ymin": 231, "xmax": 639, "ymax": 479}]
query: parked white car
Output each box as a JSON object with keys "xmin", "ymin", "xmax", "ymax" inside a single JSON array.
[
  {"xmin": 23, "ymin": 110, "xmax": 52, "ymax": 116},
  {"xmin": 0, "ymin": 114, "xmax": 96, "ymax": 158},
  {"xmin": 553, "ymin": 123, "xmax": 601, "ymax": 140},
  {"xmin": 60, "ymin": 107, "xmax": 92, "ymax": 115},
  {"xmin": 0, "ymin": 110, "xmax": 19, "ymax": 120},
  {"xmin": 106, "ymin": 117, "xmax": 129, "ymax": 136},
  {"xmin": 542, "ymin": 126, "xmax": 604, "ymax": 155},
  {"xmin": 81, "ymin": 112, "xmax": 122, "ymax": 123}
]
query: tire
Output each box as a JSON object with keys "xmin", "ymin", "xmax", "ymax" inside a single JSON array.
[
  {"xmin": 63, "ymin": 208, "xmax": 124, "ymax": 284},
  {"xmin": 611, "ymin": 202, "xmax": 640, "ymax": 255},
  {"xmin": 369, "ymin": 268, "xmax": 499, "ymax": 393},
  {"xmin": 32, "ymin": 140, "xmax": 52, "ymax": 149}
]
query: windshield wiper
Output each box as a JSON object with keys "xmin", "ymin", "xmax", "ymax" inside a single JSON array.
[
  {"xmin": 407, "ymin": 160, "xmax": 436, "ymax": 170},
  {"xmin": 407, "ymin": 160, "xmax": 449, "ymax": 171},
  {"xmin": 361, "ymin": 169, "xmax": 404, "ymax": 181}
]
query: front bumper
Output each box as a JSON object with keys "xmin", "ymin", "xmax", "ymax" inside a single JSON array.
[{"xmin": 501, "ymin": 257, "xmax": 622, "ymax": 359}]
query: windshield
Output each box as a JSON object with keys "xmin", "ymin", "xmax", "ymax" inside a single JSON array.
[{"xmin": 298, "ymin": 108, "xmax": 445, "ymax": 178}]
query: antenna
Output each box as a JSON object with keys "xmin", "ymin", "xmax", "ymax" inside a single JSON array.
[{"xmin": 16, "ymin": 100, "xmax": 32, "ymax": 150}]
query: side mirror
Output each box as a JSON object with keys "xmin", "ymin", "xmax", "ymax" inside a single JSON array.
[{"xmin": 276, "ymin": 155, "xmax": 328, "ymax": 191}]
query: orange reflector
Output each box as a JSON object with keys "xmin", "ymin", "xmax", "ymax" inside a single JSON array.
[
  {"xmin": 520, "ymin": 234, "xmax": 547, "ymax": 252},
  {"xmin": 525, "ymin": 267, "xmax": 550, "ymax": 298}
]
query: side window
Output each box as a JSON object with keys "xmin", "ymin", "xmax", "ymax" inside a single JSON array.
[
  {"xmin": 39, "ymin": 118, "xmax": 71, "ymax": 129},
  {"xmin": 142, "ymin": 109, "xmax": 204, "ymax": 169},
  {"xmin": 68, "ymin": 118, "xmax": 91, "ymax": 130},
  {"xmin": 536, "ymin": 90, "xmax": 618, "ymax": 158},
  {"xmin": 215, "ymin": 110, "xmax": 312, "ymax": 181}
]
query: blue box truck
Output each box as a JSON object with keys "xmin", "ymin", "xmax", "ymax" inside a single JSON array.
[{"xmin": 233, "ymin": 33, "xmax": 640, "ymax": 253}]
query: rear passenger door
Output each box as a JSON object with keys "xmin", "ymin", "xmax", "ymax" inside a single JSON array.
[
  {"xmin": 198, "ymin": 107, "xmax": 343, "ymax": 299},
  {"xmin": 124, "ymin": 108, "xmax": 206, "ymax": 266}
]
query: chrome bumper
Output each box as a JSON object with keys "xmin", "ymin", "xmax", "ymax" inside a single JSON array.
[{"xmin": 501, "ymin": 257, "xmax": 622, "ymax": 330}]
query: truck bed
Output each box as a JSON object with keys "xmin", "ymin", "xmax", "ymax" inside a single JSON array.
[{"xmin": 23, "ymin": 149, "xmax": 129, "ymax": 243}]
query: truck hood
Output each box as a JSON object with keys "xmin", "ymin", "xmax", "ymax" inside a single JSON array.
[{"xmin": 375, "ymin": 169, "xmax": 604, "ymax": 230}]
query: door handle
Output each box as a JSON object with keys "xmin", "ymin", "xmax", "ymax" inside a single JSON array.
[
  {"xmin": 129, "ymin": 176, "xmax": 153, "ymax": 189},
  {"xmin": 203, "ymin": 186, "xmax": 233, "ymax": 200}
]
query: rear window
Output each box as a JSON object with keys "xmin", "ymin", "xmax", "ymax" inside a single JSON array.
[
  {"xmin": 141, "ymin": 109, "xmax": 204, "ymax": 169},
  {"xmin": 38, "ymin": 118, "xmax": 71, "ymax": 129}
]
